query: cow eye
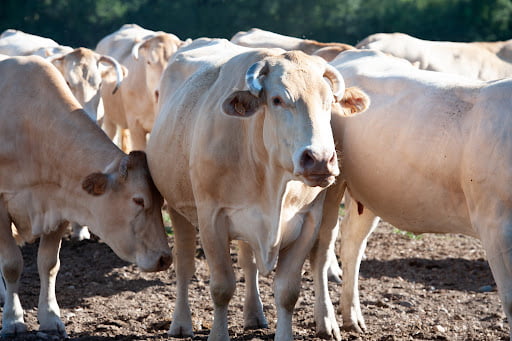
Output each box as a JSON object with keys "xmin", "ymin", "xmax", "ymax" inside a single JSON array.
[
  {"xmin": 272, "ymin": 96, "xmax": 283, "ymax": 106},
  {"xmin": 133, "ymin": 197, "xmax": 145, "ymax": 208}
]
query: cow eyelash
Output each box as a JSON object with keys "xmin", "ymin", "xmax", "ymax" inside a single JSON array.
[{"xmin": 133, "ymin": 197, "xmax": 145, "ymax": 207}]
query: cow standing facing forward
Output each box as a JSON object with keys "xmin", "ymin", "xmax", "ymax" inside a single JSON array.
[
  {"xmin": 0, "ymin": 56, "xmax": 171, "ymax": 338},
  {"xmin": 147, "ymin": 39, "xmax": 368, "ymax": 341}
]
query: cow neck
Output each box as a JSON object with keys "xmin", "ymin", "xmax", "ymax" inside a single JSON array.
[
  {"xmin": 19, "ymin": 100, "xmax": 123, "ymax": 236},
  {"xmin": 239, "ymin": 109, "xmax": 324, "ymax": 274}
]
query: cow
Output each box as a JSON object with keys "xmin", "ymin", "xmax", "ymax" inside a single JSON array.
[
  {"xmin": 356, "ymin": 32, "xmax": 512, "ymax": 81},
  {"xmin": 146, "ymin": 38, "xmax": 369, "ymax": 341},
  {"xmin": 0, "ymin": 30, "xmax": 126, "ymax": 240},
  {"xmin": 473, "ymin": 39, "xmax": 512, "ymax": 63},
  {"xmin": 96, "ymin": 24, "xmax": 189, "ymax": 151},
  {"xmin": 0, "ymin": 29, "xmax": 73, "ymax": 57},
  {"xmin": 0, "ymin": 55, "xmax": 172, "ymax": 338},
  {"xmin": 309, "ymin": 49, "xmax": 512, "ymax": 338},
  {"xmin": 231, "ymin": 28, "xmax": 354, "ymax": 62},
  {"xmin": 0, "ymin": 30, "xmax": 125, "ymax": 122}
]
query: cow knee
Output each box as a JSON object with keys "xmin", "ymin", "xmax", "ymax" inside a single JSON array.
[
  {"xmin": 210, "ymin": 276, "xmax": 236, "ymax": 307},
  {"xmin": 274, "ymin": 279, "xmax": 300, "ymax": 312},
  {"xmin": 2, "ymin": 257, "xmax": 23, "ymax": 284}
]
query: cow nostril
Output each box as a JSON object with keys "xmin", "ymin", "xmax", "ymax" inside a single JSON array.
[
  {"xmin": 329, "ymin": 151, "xmax": 337, "ymax": 165},
  {"xmin": 158, "ymin": 253, "xmax": 172, "ymax": 270},
  {"xmin": 300, "ymin": 149, "xmax": 316, "ymax": 170}
]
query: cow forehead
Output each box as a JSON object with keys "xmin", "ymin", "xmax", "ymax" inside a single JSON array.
[{"xmin": 264, "ymin": 53, "xmax": 330, "ymax": 99}]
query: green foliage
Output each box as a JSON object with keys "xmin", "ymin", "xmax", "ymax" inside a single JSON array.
[
  {"xmin": 392, "ymin": 227, "xmax": 423, "ymax": 240},
  {"xmin": 1, "ymin": 0, "xmax": 511, "ymax": 49}
]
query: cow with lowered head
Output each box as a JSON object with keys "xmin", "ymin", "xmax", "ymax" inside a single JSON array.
[{"xmin": 0, "ymin": 55, "xmax": 171, "ymax": 338}]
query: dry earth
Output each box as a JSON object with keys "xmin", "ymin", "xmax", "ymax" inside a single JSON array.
[{"xmin": 2, "ymin": 216, "xmax": 510, "ymax": 341}]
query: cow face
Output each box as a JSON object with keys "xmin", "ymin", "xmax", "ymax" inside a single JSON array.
[
  {"xmin": 222, "ymin": 52, "xmax": 343, "ymax": 187},
  {"xmin": 49, "ymin": 48, "xmax": 125, "ymax": 123},
  {"xmin": 136, "ymin": 34, "xmax": 184, "ymax": 108},
  {"xmin": 81, "ymin": 151, "xmax": 171, "ymax": 272}
]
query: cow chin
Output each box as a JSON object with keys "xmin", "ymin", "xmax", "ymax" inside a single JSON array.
[
  {"xmin": 302, "ymin": 174, "xmax": 336, "ymax": 188},
  {"xmin": 136, "ymin": 251, "xmax": 172, "ymax": 272}
]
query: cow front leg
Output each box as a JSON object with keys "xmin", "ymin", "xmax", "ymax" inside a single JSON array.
[
  {"xmin": 126, "ymin": 120, "xmax": 147, "ymax": 151},
  {"xmin": 338, "ymin": 197, "xmax": 379, "ymax": 333},
  {"xmin": 0, "ymin": 212, "xmax": 26, "ymax": 336},
  {"xmin": 70, "ymin": 222, "xmax": 90, "ymax": 241},
  {"xmin": 37, "ymin": 222, "xmax": 68, "ymax": 337},
  {"xmin": 310, "ymin": 182, "xmax": 345, "ymax": 340},
  {"xmin": 238, "ymin": 241, "xmax": 268, "ymax": 329},
  {"xmin": 274, "ymin": 210, "xmax": 320, "ymax": 341},
  {"xmin": 199, "ymin": 215, "xmax": 235, "ymax": 341},
  {"xmin": 168, "ymin": 209, "xmax": 196, "ymax": 338}
]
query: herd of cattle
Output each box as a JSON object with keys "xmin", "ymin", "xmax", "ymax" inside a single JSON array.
[{"xmin": 0, "ymin": 24, "xmax": 511, "ymax": 340}]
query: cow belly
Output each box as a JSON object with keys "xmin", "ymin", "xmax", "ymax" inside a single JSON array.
[{"xmin": 345, "ymin": 166, "xmax": 473, "ymax": 236}]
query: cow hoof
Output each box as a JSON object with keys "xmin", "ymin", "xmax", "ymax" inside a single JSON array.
[
  {"xmin": 168, "ymin": 324, "xmax": 194, "ymax": 338},
  {"xmin": 341, "ymin": 322, "xmax": 365, "ymax": 333},
  {"xmin": 244, "ymin": 319, "xmax": 269, "ymax": 330},
  {"xmin": 36, "ymin": 330, "xmax": 68, "ymax": 340},
  {"xmin": 1, "ymin": 322, "xmax": 28, "ymax": 337}
]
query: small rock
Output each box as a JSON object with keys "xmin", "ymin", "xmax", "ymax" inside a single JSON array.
[{"xmin": 435, "ymin": 324, "xmax": 446, "ymax": 333}]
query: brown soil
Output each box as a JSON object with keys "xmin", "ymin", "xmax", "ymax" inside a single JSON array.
[{"xmin": 3, "ymin": 218, "xmax": 510, "ymax": 341}]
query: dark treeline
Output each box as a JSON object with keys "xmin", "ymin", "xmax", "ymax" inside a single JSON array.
[{"xmin": 1, "ymin": 0, "xmax": 512, "ymax": 49}]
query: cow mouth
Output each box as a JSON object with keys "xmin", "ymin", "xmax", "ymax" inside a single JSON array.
[{"xmin": 302, "ymin": 173, "xmax": 336, "ymax": 188}]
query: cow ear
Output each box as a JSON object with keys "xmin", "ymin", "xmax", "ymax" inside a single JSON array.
[
  {"xmin": 339, "ymin": 87, "xmax": 370, "ymax": 116},
  {"xmin": 82, "ymin": 173, "xmax": 109, "ymax": 196},
  {"xmin": 222, "ymin": 91, "xmax": 262, "ymax": 118}
]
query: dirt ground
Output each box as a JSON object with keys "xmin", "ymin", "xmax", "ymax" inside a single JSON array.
[{"xmin": 3, "ymin": 217, "xmax": 510, "ymax": 341}]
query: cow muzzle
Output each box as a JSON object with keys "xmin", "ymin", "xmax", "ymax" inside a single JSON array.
[
  {"xmin": 295, "ymin": 148, "xmax": 339, "ymax": 187},
  {"xmin": 137, "ymin": 251, "xmax": 172, "ymax": 272}
]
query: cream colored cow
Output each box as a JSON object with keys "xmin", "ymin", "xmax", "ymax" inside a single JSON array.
[
  {"xmin": 147, "ymin": 38, "xmax": 368, "ymax": 341},
  {"xmin": 96, "ymin": 24, "xmax": 188, "ymax": 151},
  {"xmin": 0, "ymin": 55, "xmax": 171, "ymax": 338},
  {"xmin": 0, "ymin": 29, "xmax": 73, "ymax": 57},
  {"xmin": 310, "ymin": 49, "xmax": 512, "ymax": 338},
  {"xmin": 231, "ymin": 28, "xmax": 354, "ymax": 61},
  {"xmin": 356, "ymin": 32, "xmax": 512, "ymax": 80},
  {"xmin": 0, "ymin": 29, "xmax": 125, "ymax": 122}
]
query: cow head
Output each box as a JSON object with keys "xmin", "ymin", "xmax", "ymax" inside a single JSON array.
[
  {"xmin": 132, "ymin": 33, "xmax": 186, "ymax": 107},
  {"xmin": 81, "ymin": 151, "xmax": 171, "ymax": 272},
  {"xmin": 48, "ymin": 48, "xmax": 125, "ymax": 122},
  {"xmin": 222, "ymin": 51, "xmax": 368, "ymax": 187}
]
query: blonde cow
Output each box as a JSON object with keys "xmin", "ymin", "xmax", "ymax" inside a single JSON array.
[
  {"xmin": 96, "ymin": 24, "xmax": 188, "ymax": 151},
  {"xmin": 0, "ymin": 56, "xmax": 171, "ymax": 337},
  {"xmin": 146, "ymin": 38, "xmax": 368, "ymax": 341},
  {"xmin": 307, "ymin": 49, "xmax": 512, "ymax": 338},
  {"xmin": 0, "ymin": 29, "xmax": 126, "ymax": 241},
  {"xmin": 0, "ymin": 29, "xmax": 72, "ymax": 57},
  {"xmin": 0, "ymin": 29, "xmax": 125, "ymax": 122},
  {"xmin": 356, "ymin": 32, "xmax": 512, "ymax": 80},
  {"xmin": 231, "ymin": 28, "xmax": 354, "ymax": 62}
]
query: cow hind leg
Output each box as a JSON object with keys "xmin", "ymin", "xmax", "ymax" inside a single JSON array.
[
  {"xmin": 168, "ymin": 209, "xmax": 196, "ymax": 338},
  {"xmin": 238, "ymin": 241, "xmax": 268, "ymax": 329},
  {"xmin": 477, "ymin": 219, "xmax": 512, "ymax": 339},
  {"xmin": 339, "ymin": 197, "xmax": 379, "ymax": 333},
  {"xmin": 0, "ymin": 210, "xmax": 26, "ymax": 336},
  {"xmin": 37, "ymin": 222, "xmax": 68, "ymax": 337},
  {"xmin": 198, "ymin": 212, "xmax": 236, "ymax": 341}
]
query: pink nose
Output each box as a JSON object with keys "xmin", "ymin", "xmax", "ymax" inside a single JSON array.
[{"xmin": 300, "ymin": 148, "xmax": 338, "ymax": 176}]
